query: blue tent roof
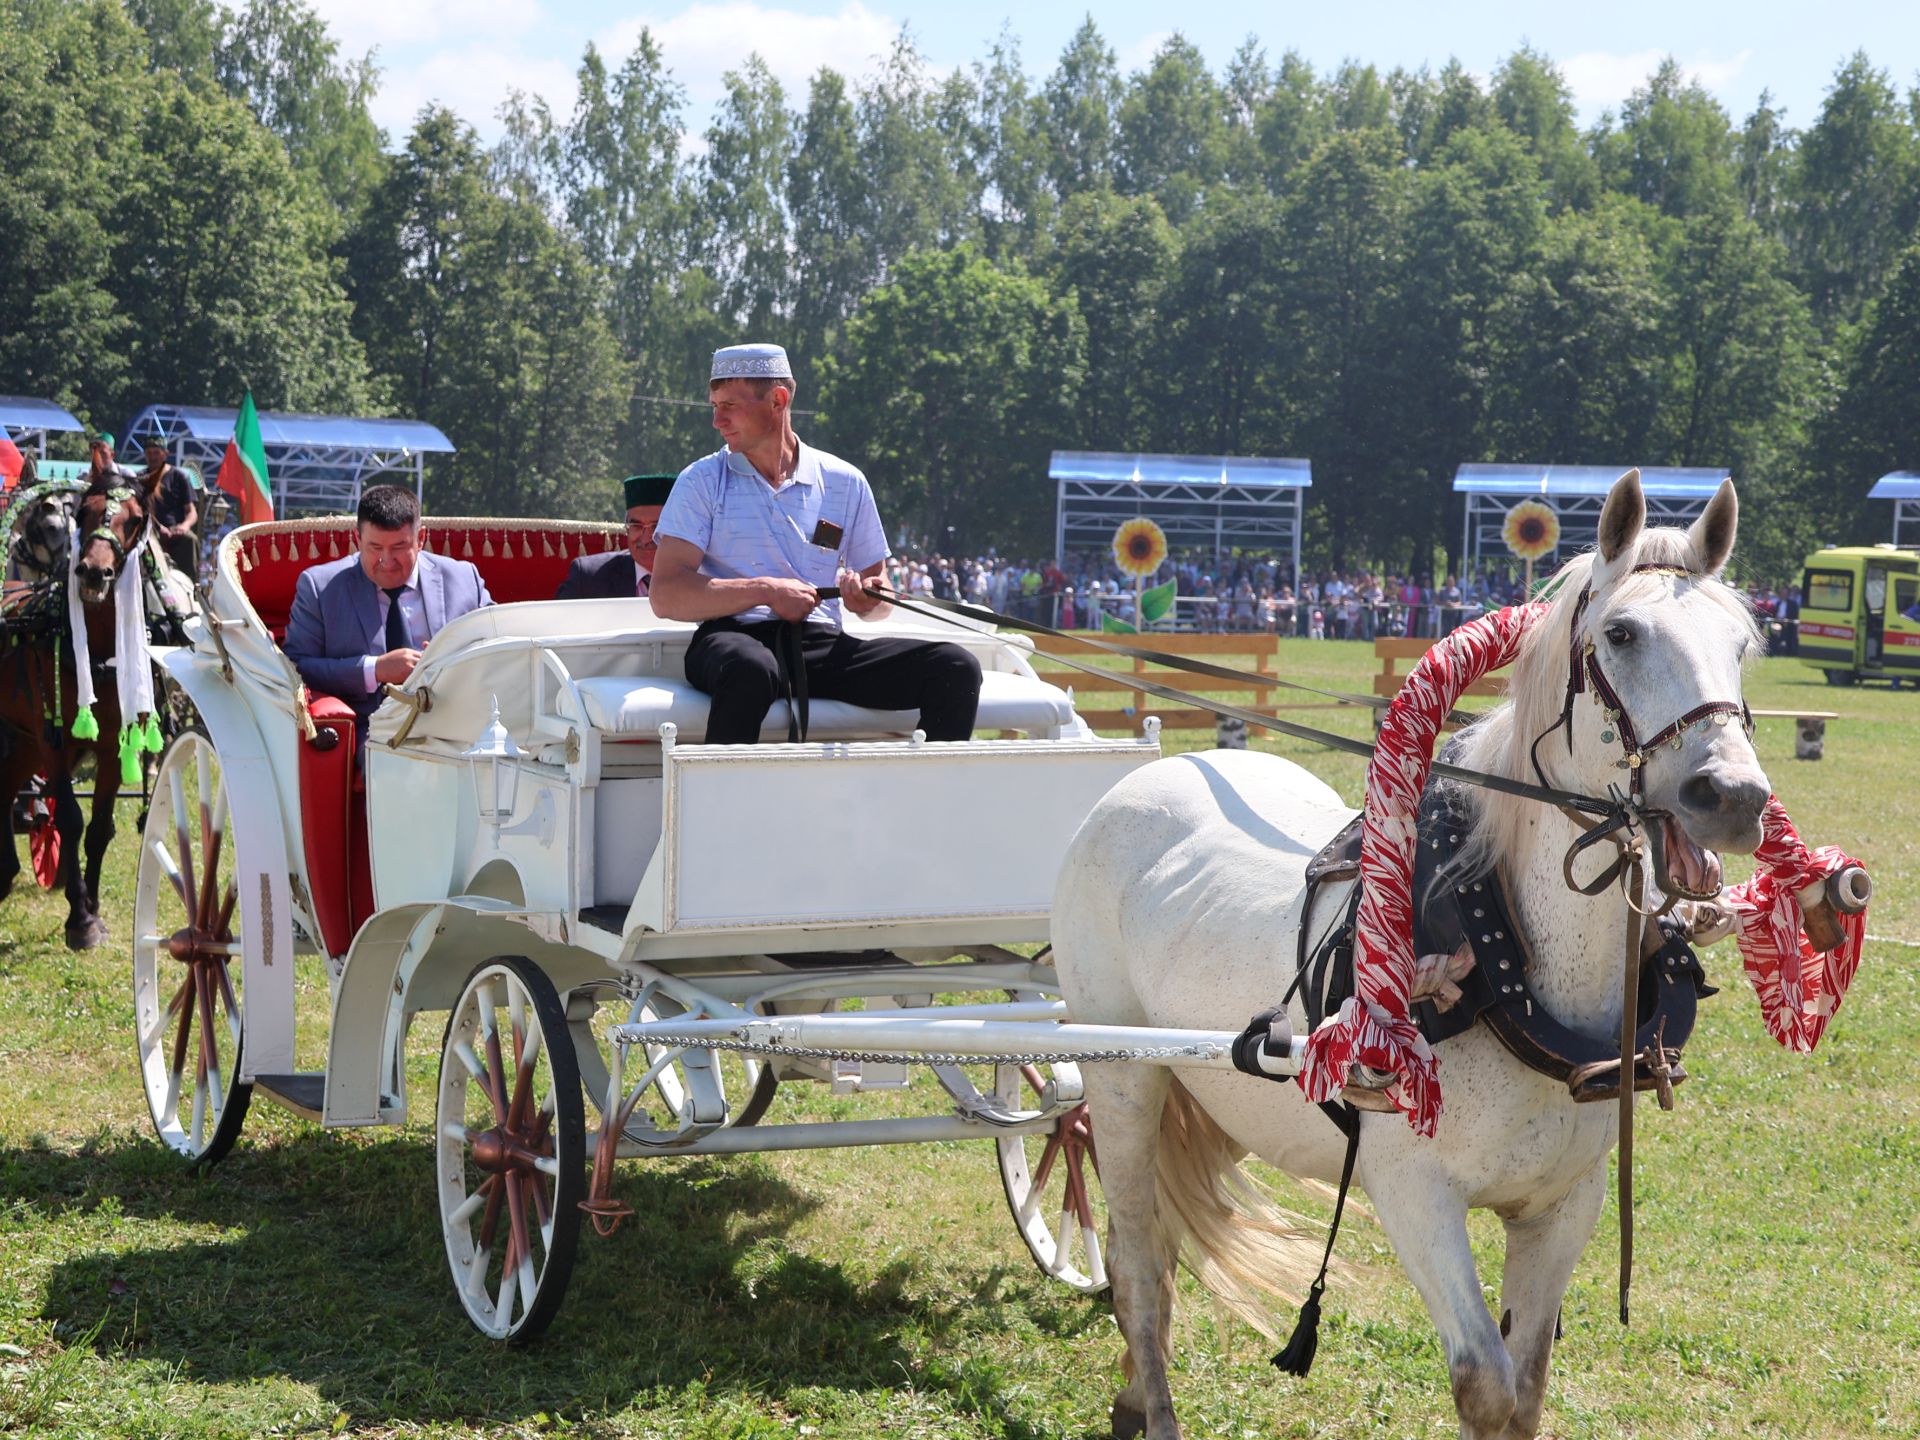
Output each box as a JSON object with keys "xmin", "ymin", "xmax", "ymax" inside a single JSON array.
[
  {"xmin": 1050, "ymin": 451, "xmax": 1311, "ymax": 489},
  {"xmin": 158, "ymin": 405, "xmax": 454, "ymax": 453},
  {"xmin": 0, "ymin": 397, "xmax": 84, "ymax": 433},
  {"xmin": 1869, "ymin": 472, "xmax": 1920, "ymax": 500},
  {"xmin": 1454, "ymin": 463, "xmax": 1729, "ymax": 499}
]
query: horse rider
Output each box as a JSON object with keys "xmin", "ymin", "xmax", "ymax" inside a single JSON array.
[
  {"xmin": 649, "ymin": 342, "xmax": 981, "ymax": 744},
  {"xmin": 139, "ymin": 437, "xmax": 200, "ymax": 581},
  {"xmin": 555, "ymin": 473, "xmax": 675, "ymax": 599},
  {"xmin": 85, "ymin": 433, "xmax": 135, "ymax": 487},
  {"xmin": 283, "ymin": 484, "xmax": 492, "ymax": 731}
]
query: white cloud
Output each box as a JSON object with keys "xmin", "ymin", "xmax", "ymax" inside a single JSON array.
[
  {"xmin": 1560, "ymin": 47, "xmax": 1755, "ymax": 120},
  {"xmin": 598, "ymin": 2, "xmax": 905, "ymax": 115},
  {"xmin": 1117, "ymin": 30, "xmax": 1173, "ymax": 75},
  {"xmin": 306, "ymin": 0, "xmax": 544, "ymax": 54},
  {"xmin": 370, "ymin": 47, "xmax": 580, "ymax": 138}
]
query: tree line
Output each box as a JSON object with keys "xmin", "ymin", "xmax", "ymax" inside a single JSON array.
[{"xmin": 6, "ymin": 1, "xmax": 1920, "ymax": 581}]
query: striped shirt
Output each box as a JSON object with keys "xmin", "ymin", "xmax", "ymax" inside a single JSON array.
[{"xmin": 657, "ymin": 441, "xmax": 890, "ymax": 626}]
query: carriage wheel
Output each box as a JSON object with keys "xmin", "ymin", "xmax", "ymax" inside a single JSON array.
[
  {"xmin": 131, "ymin": 730, "xmax": 252, "ymax": 1164},
  {"xmin": 437, "ymin": 956, "xmax": 585, "ymax": 1343},
  {"xmin": 996, "ymin": 1061, "xmax": 1109, "ymax": 1294}
]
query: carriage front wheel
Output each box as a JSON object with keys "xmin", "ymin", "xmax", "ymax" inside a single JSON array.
[
  {"xmin": 131, "ymin": 730, "xmax": 252, "ymax": 1164},
  {"xmin": 436, "ymin": 956, "xmax": 586, "ymax": 1343},
  {"xmin": 995, "ymin": 1061, "xmax": 1109, "ymax": 1294}
]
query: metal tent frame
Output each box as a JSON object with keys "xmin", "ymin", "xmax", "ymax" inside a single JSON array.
[
  {"xmin": 1051, "ymin": 451, "xmax": 1311, "ymax": 576},
  {"xmin": 1868, "ymin": 473, "xmax": 1920, "ymax": 546},
  {"xmin": 1, "ymin": 396, "xmax": 85, "ymax": 456},
  {"xmin": 1456, "ymin": 464, "xmax": 1730, "ymax": 571},
  {"xmin": 120, "ymin": 404, "xmax": 455, "ymax": 516}
]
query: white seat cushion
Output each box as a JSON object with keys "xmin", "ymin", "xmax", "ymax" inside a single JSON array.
[{"xmin": 573, "ymin": 668, "xmax": 1074, "ymax": 741}]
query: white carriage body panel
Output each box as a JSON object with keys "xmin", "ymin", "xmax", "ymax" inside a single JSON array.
[
  {"xmin": 629, "ymin": 736, "xmax": 1156, "ymax": 938},
  {"xmin": 157, "ymin": 647, "xmax": 296, "ymax": 1080}
]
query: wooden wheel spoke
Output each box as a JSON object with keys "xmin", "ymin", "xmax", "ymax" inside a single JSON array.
[
  {"xmin": 503, "ymin": 1172, "xmax": 533, "ymax": 1294},
  {"xmin": 480, "ymin": 992, "xmax": 511, "ymax": 1127},
  {"xmin": 214, "ymin": 879, "xmax": 237, "ymax": 942},
  {"xmin": 214, "ymin": 959, "xmax": 239, "ymax": 1023},
  {"xmin": 150, "ymin": 840, "xmax": 191, "ymax": 913},
  {"xmin": 164, "ymin": 971, "xmax": 191, "ymax": 1019},
  {"xmin": 169, "ymin": 769, "xmax": 199, "ymax": 927},
  {"xmin": 194, "ymin": 965, "xmax": 220, "ymax": 1087},
  {"xmin": 197, "ymin": 825, "xmax": 225, "ymax": 934},
  {"xmin": 170, "ymin": 967, "xmax": 197, "ymax": 1083},
  {"xmin": 476, "ymin": 1171, "xmax": 504, "ymax": 1251},
  {"xmin": 1030, "ymin": 1126, "xmax": 1066, "ymax": 1193}
]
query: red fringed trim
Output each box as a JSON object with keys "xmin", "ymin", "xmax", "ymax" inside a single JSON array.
[
  {"xmin": 1298, "ymin": 603, "xmax": 1551, "ymax": 1136},
  {"xmin": 1722, "ymin": 797, "xmax": 1866, "ymax": 1052}
]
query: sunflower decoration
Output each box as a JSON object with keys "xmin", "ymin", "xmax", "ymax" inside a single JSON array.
[
  {"xmin": 1112, "ymin": 517, "xmax": 1168, "ymax": 579},
  {"xmin": 1503, "ymin": 500, "xmax": 1560, "ymax": 562}
]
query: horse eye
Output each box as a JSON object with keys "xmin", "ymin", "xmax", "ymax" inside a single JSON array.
[{"xmin": 1604, "ymin": 623, "xmax": 1633, "ymax": 647}]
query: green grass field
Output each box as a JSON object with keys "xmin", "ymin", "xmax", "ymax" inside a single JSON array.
[{"xmin": 0, "ymin": 643, "xmax": 1914, "ymax": 1439}]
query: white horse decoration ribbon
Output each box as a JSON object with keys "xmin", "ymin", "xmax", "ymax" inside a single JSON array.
[{"xmin": 1298, "ymin": 598, "xmax": 1868, "ymax": 1135}]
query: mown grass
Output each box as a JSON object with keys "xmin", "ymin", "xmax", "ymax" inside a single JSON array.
[{"xmin": 0, "ymin": 643, "xmax": 1913, "ymax": 1438}]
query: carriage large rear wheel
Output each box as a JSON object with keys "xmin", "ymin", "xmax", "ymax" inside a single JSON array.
[
  {"xmin": 995, "ymin": 1061, "xmax": 1109, "ymax": 1294},
  {"xmin": 131, "ymin": 730, "xmax": 252, "ymax": 1164},
  {"xmin": 437, "ymin": 956, "xmax": 585, "ymax": 1343}
]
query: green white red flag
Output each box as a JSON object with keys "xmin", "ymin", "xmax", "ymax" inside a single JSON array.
[{"xmin": 215, "ymin": 390, "xmax": 272, "ymax": 524}]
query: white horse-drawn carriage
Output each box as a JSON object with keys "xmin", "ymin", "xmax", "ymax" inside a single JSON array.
[
  {"xmin": 136, "ymin": 513, "xmax": 1193, "ymax": 1341},
  {"xmin": 135, "ymin": 479, "xmax": 1868, "ymax": 1439}
]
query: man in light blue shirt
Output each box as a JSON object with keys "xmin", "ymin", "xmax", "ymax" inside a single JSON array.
[{"xmin": 651, "ymin": 343, "xmax": 980, "ymax": 743}]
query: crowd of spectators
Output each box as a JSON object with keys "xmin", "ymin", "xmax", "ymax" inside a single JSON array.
[{"xmin": 883, "ymin": 547, "xmax": 1806, "ymax": 649}]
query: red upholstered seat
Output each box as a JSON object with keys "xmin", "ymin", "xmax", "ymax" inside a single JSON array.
[
  {"xmin": 233, "ymin": 519, "xmax": 623, "ymax": 955},
  {"xmin": 232, "ymin": 520, "xmax": 626, "ymax": 640}
]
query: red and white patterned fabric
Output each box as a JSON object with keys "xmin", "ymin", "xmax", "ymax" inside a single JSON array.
[
  {"xmin": 1297, "ymin": 604, "xmax": 1550, "ymax": 1136},
  {"xmin": 1296, "ymin": 600, "xmax": 1869, "ymax": 1137},
  {"xmin": 1721, "ymin": 798, "xmax": 1866, "ymax": 1052}
]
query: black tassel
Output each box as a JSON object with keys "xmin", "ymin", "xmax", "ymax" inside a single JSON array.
[{"xmin": 1271, "ymin": 1281, "xmax": 1325, "ymax": 1376}]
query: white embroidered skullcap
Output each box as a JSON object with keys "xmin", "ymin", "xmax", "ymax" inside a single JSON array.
[{"xmin": 710, "ymin": 343, "xmax": 793, "ymax": 380}]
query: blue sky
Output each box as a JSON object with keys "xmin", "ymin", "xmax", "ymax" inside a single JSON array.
[{"xmin": 306, "ymin": 1, "xmax": 1920, "ymax": 146}]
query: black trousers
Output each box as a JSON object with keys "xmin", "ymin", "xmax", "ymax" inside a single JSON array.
[{"xmin": 684, "ymin": 618, "xmax": 982, "ymax": 744}]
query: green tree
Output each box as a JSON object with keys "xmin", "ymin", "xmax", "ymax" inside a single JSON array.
[
  {"xmin": 972, "ymin": 30, "xmax": 1055, "ymax": 261},
  {"xmin": 856, "ymin": 34, "xmax": 979, "ymax": 266},
  {"xmin": 1788, "ymin": 53, "xmax": 1920, "ymax": 328},
  {"xmin": 818, "ymin": 247, "xmax": 1085, "ymax": 552},
  {"xmin": 1490, "ymin": 45, "xmax": 1594, "ymax": 207},
  {"xmin": 1276, "ymin": 128, "xmax": 1409, "ymax": 568},
  {"xmin": 126, "ymin": 0, "xmax": 219, "ymax": 81},
  {"xmin": 1486, "ymin": 199, "xmax": 1668, "ymax": 463},
  {"xmin": 1254, "ymin": 51, "xmax": 1328, "ymax": 187},
  {"xmin": 700, "ymin": 56, "xmax": 792, "ymax": 333},
  {"xmin": 115, "ymin": 76, "xmax": 373, "ymax": 414},
  {"xmin": 215, "ymin": 0, "xmax": 386, "ymax": 220},
  {"xmin": 787, "ymin": 68, "xmax": 870, "ymax": 359},
  {"xmin": 1048, "ymin": 189, "xmax": 1178, "ymax": 446},
  {"xmin": 1041, "ymin": 18, "xmax": 1121, "ymax": 200},
  {"xmin": 1593, "ymin": 59, "xmax": 1736, "ymax": 219},
  {"xmin": 1807, "ymin": 241, "xmax": 1920, "ymax": 545},
  {"xmin": 0, "ymin": 0, "xmax": 145, "ymax": 426},
  {"xmin": 1115, "ymin": 34, "xmax": 1227, "ymax": 223},
  {"xmin": 1734, "ymin": 90, "xmax": 1795, "ymax": 235}
]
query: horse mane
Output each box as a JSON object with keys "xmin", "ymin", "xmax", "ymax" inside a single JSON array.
[{"xmin": 1443, "ymin": 526, "xmax": 1761, "ymax": 892}]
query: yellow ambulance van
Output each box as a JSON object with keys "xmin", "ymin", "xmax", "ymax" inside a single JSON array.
[{"xmin": 1798, "ymin": 545, "xmax": 1920, "ymax": 685}]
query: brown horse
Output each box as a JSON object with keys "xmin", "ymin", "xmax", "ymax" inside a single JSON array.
[{"xmin": 0, "ymin": 481, "xmax": 152, "ymax": 947}]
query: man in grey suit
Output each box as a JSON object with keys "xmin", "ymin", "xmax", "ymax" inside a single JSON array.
[
  {"xmin": 284, "ymin": 484, "xmax": 493, "ymax": 725},
  {"xmin": 556, "ymin": 473, "xmax": 675, "ymax": 599}
]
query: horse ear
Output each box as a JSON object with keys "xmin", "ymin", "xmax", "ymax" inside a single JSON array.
[
  {"xmin": 1686, "ymin": 478, "xmax": 1738, "ymax": 576},
  {"xmin": 1596, "ymin": 468, "xmax": 1646, "ymax": 579}
]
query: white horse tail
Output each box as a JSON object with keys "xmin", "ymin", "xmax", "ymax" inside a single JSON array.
[{"xmin": 1153, "ymin": 1078, "xmax": 1329, "ymax": 1341}]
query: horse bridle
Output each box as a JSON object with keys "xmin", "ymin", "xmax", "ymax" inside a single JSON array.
[{"xmin": 1536, "ymin": 563, "xmax": 1755, "ymax": 904}]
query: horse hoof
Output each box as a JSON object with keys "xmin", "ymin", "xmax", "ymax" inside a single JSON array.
[
  {"xmin": 65, "ymin": 919, "xmax": 107, "ymax": 950},
  {"xmin": 1111, "ymin": 1401, "xmax": 1148, "ymax": 1439}
]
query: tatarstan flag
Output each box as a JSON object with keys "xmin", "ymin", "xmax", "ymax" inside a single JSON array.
[{"xmin": 215, "ymin": 390, "xmax": 272, "ymax": 523}]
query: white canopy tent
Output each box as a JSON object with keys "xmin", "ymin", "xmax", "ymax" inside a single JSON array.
[
  {"xmin": 1868, "ymin": 473, "xmax": 1920, "ymax": 546},
  {"xmin": 120, "ymin": 404, "xmax": 455, "ymax": 515},
  {"xmin": 1051, "ymin": 451, "xmax": 1311, "ymax": 576},
  {"xmin": 1455, "ymin": 464, "xmax": 1731, "ymax": 571},
  {"xmin": 0, "ymin": 396, "xmax": 85, "ymax": 456}
]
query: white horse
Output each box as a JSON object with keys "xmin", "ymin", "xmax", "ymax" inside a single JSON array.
[{"xmin": 1053, "ymin": 472, "xmax": 1768, "ymax": 1439}]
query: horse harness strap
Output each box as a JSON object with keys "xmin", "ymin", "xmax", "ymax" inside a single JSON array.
[
  {"xmin": 1554, "ymin": 568, "xmax": 1753, "ymax": 806},
  {"xmin": 1247, "ymin": 778, "xmax": 1713, "ymax": 1108}
]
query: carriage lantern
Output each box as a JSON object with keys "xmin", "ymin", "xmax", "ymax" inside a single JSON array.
[{"xmin": 463, "ymin": 695, "xmax": 524, "ymax": 844}]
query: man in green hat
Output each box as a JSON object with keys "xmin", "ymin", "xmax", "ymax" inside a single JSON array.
[
  {"xmin": 86, "ymin": 433, "xmax": 132, "ymax": 487},
  {"xmin": 556, "ymin": 473, "xmax": 675, "ymax": 599}
]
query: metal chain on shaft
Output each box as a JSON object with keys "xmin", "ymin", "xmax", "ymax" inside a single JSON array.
[{"xmin": 622, "ymin": 1031, "xmax": 1227, "ymax": 1068}]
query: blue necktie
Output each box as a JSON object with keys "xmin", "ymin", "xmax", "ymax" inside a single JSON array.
[{"xmin": 384, "ymin": 587, "xmax": 412, "ymax": 650}]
